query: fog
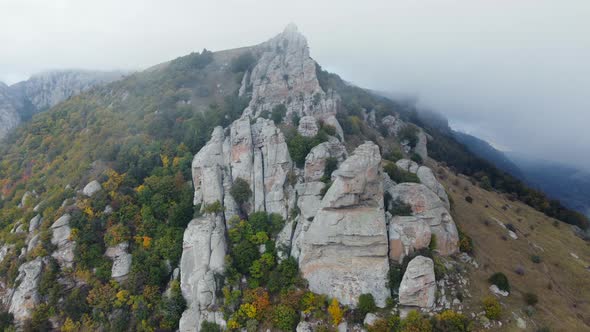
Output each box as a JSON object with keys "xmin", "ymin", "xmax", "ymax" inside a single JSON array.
[{"xmin": 2, "ymin": 0, "xmax": 589, "ymax": 170}]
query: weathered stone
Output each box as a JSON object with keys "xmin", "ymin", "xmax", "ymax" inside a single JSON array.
[
  {"xmin": 179, "ymin": 215, "xmax": 226, "ymax": 332},
  {"xmin": 364, "ymin": 313, "xmax": 379, "ymax": 326},
  {"xmin": 415, "ymin": 130, "xmax": 428, "ymax": 160},
  {"xmin": 50, "ymin": 214, "xmax": 75, "ymax": 267},
  {"xmin": 299, "ymin": 142, "xmax": 389, "ymax": 307},
  {"xmin": 9, "ymin": 257, "xmax": 43, "ymax": 322},
  {"xmin": 489, "ymin": 284, "xmax": 509, "ymax": 297},
  {"xmin": 296, "ymin": 321, "xmax": 313, "ymax": 332},
  {"xmin": 399, "ymin": 256, "xmax": 436, "ymax": 308},
  {"xmin": 105, "ymin": 242, "xmax": 132, "ymax": 280},
  {"xmin": 27, "ymin": 234, "xmax": 41, "ymax": 253},
  {"xmin": 382, "ymin": 115, "xmax": 404, "ymax": 136},
  {"xmin": 396, "ymin": 159, "xmax": 420, "ymax": 174},
  {"xmin": 298, "ymin": 115, "xmax": 319, "ymax": 137},
  {"xmin": 388, "ymin": 183, "xmax": 458, "ymax": 256},
  {"xmin": 388, "ymin": 216, "xmax": 432, "ymax": 263},
  {"xmin": 416, "ymin": 166, "xmax": 450, "ymax": 209},
  {"xmin": 304, "ymin": 137, "xmax": 347, "ymax": 182},
  {"xmin": 82, "ymin": 180, "xmax": 102, "ymax": 197},
  {"xmin": 28, "ymin": 214, "xmax": 42, "ymax": 233}
]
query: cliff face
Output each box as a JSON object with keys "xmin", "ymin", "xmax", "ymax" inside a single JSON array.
[{"xmin": 0, "ymin": 70, "xmax": 124, "ymax": 140}]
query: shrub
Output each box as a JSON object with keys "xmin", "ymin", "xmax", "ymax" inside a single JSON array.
[
  {"xmin": 401, "ymin": 310, "xmax": 432, "ymax": 332},
  {"xmin": 328, "ymin": 298, "xmax": 343, "ymax": 326},
  {"xmin": 523, "ymin": 292, "xmax": 538, "ymax": 306},
  {"xmin": 230, "ymin": 178, "xmax": 252, "ymax": 205},
  {"xmin": 203, "ymin": 201, "xmax": 224, "ymax": 214},
  {"xmin": 482, "ymin": 296, "xmax": 501, "ymax": 320},
  {"xmin": 231, "ymin": 52, "xmax": 256, "ymax": 73},
  {"xmin": 383, "ymin": 163, "xmax": 420, "ymax": 184},
  {"xmin": 388, "ymin": 197, "xmax": 413, "ymax": 216},
  {"xmin": 488, "ymin": 272, "xmax": 510, "ymax": 292},
  {"xmin": 458, "ymin": 227, "xmax": 473, "ymax": 254},
  {"xmin": 271, "ymin": 104, "xmax": 287, "ymax": 124},
  {"xmin": 271, "ymin": 304, "xmax": 298, "ymax": 331},
  {"xmin": 434, "ymin": 310, "xmax": 471, "ymax": 332},
  {"xmin": 399, "ymin": 125, "xmax": 419, "ymax": 148},
  {"xmin": 465, "ymin": 196, "xmax": 473, "ymax": 203},
  {"xmin": 200, "ymin": 321, "xmax": 221, "ymax": 332},
  {"xmin": 0, "ymin": 311, "xmax": 14, "ymax": 331},
  {"xmin": 515, "ymin": 266, "xmax": 525, "ymax": 276},
  {"xmin": 531, "ymin": 255, "xmax": 542, "ymax": 264},
  {"xmin": 358, "ymin": 293, "xmax": 377, "ymax": 318},
  {"xmin": 322, "ymin": 157, "xmax": 339, "ymax": 183}
]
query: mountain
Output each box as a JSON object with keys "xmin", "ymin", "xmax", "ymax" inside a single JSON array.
[
  {"xmin": 452, "ymin": 131, "xmax": 524, "ymax": 179},
  {"xmin": 507, "ymin": 153, "xmax": 590, "ymax": 218},
  {"xmin": 0, "ymin": 70, "xmax": 125, "ymax": 140},
  {"xmin": 0, "ymin": 25, "xmax": 588, "ymax": 331}
]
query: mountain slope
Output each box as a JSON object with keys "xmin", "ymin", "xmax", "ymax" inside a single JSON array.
[
  {"xmin": 0, "ymin": 25, "xmax": 588, "ymax": 332},
  {"xmin": 0, "ymin": 70, "xmax": 125, "ymax": 141}
]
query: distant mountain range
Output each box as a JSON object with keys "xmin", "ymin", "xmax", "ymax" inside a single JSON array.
[
  {"xmin": 453, "ymin": 130, "xmax": 590, "ymax": 218},
  {"xmin": 0, "ymin": 70, "xmax": 125, "ymax": 140}
]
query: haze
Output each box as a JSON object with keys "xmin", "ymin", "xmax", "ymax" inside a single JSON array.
[{"xmin": 2, "ymin": 0, "xmax": 589, "ymax": 171}]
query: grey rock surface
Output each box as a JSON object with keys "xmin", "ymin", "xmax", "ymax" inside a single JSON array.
[
  {"xmin": 399, "ymin": 255, "xmax": 436, "ymax": 308},
  {"xmin": 9, "ymin": 257, "xmax": 44, "ymax": 322},
  {"xmin": 105, "ymin": 242, "xmax": 132, "ymax": 280}
]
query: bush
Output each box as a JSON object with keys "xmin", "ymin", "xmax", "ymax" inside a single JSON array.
[
  {"xmin": 203, "ymin": 201, "xmax": 224, "ymax": 214},
  {"xmin": 230, "ymin": 178, "xmax": 252, "ymax": 205},
  {"xmin": 387, "ymin": 197, "xmax": 413, "ymax": 216},
  {"xmin": 411, "ymin": 152, "xmax": 423, "ymax": 164},
  {"xmin": 434, "ymin": 310, "xmax": 471, "ymax": 332},
  {"xmin": 358, "ymin": 293, "xmax": 377, "ymax": 318},
  {"xmin": 271, "ymin": 104, "xmax": 287, "ymax": 124},
  {"xmin": 231, "ymin": 52, "xmax": 256, "ymax": 73},
  {"xmin": 200, "ymin": 321, "xmax": 221, "ymax": 332},
  {"xmin": 488, "ymin": 272, "xmax": 510, "ymax": 292},
  {"xmin": 399, "ymin": 125, "xmax": 419, "ymax": 148},
  {"xmin": 271, "ymin": 304, "xmax": 298, "ymax": 331},
  {"xmin": 0, "ymin": 311, "xmax": 14, "ymax": 331},
  {"xmin": 465, "ymin": 196, "xmax": 473, "ymax": 203},
  {"xmin": 401, "ymin": 310, "xmax": 432, "ymax": 332},
  {"xmin": 482, "ymin": 296, "xmax": 501, "ymax": 320},
  {"xmin": 523, "ymin": 292, "xmax": 538, "ymax": 306},
  {"xmin": 328, "ymin": 298, "xmax": 344, "ymax": 326},
  {"xmin": 383, "ymin": 163, "xmax": 420, "ymax": 184},
  {"xmin": 531, "ymin": 255, "xmax": 542, "ymax": 264},
  {"xmin": 458, "ymin": 227, "xmax": 473, "ymax": 254}
]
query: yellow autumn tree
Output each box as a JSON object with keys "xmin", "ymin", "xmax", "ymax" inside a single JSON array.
[
  {"xmin": 61, "ymin": 317, "xmax": 80, "ymax": 332},
  {"xmin": 328, "ymin": 298, "xmax": 343, "ymax": 326}
]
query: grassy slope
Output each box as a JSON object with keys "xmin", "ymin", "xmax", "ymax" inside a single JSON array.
[{"xmin": 436, "ymin": 164, "xmax": 590, "ymax": 331}]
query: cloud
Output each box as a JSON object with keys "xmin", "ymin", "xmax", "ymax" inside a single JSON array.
[{"xmin": 1, "ymin": 0, "xmax": 589, "ymax": 170}]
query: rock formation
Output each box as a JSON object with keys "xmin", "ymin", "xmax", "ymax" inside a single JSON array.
[
  {"xmin": 398, "ymin": 255, "xmax": 436, "ymax": 308},
  {"xmin": 192, "ymin": 117, "xmax": 293, "ymax": 220},
  {"xmin": 179, "ymin": 214, "xmax": 227, "ymax": 331},
  {"xmin": 298, "ymin": 142, "xmax": 390, "ymax": 307},
  {"xmin": 105, "ymin": 242, "xmax": 132, "ymax": 280},
  {"xmin": 82, "ymin": 180, "xmax": 102, "ymax": 197},
  {"xmin": 387, "ymin": 183, "xmax": 458, "ymax": 256},
  {"xmin": 303, "ymin": 137, "xmax": 347, "ymax": 182},
  {"xmin": 8, "ymin": 257, "xmax": 44, "ymax": 322},
  {"xmin": 388, "ymin": 216, "xmax": 432, "ymax": 263},
  {"xmin": 395, "ymin": 159, "xmax": 449, "ymax": 208},
  {"xmin": 50, "ymin": 214, "xmax": 75, "ymax": 267}
]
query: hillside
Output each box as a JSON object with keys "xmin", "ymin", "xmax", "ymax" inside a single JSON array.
[
  {"xmin": 0, "ymin": 24, "xmax": 588, "ymax": 332},
  {"xmin": 0, "ymin": 70, "xmax": 125, "ymax": 140}
]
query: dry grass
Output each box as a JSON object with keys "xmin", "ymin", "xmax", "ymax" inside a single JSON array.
[{"xmin": 438, "ymin": 166, "xmax": 590, "ymax": 331}]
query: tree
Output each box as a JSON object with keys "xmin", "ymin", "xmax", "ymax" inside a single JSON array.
[
  {"xmin": 230, "ymin": 178, "xmax": 252, "ymax": 206},
  {"xmin": 482, "ymin": 296, "xmax": 501, "ymax": 320},
  {"xmin": 328, "ymin": 298, "xmax": 343, "ymax": 326},
  {"xmin": 488, "ymin": 272, "xmax": 510, "ymax": 292}
]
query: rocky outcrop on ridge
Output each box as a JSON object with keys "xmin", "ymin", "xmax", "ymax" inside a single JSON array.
[
  {"xmin": 0, "ymin": 83, "xmax": 20, "ymax": 140},
  {"xmin": 395, "ymin": 159, "xmax": 449, "ymax": 208},
  {"xmin": 398, "ymin": 255, "xmax": 436, "ymax": 308},
  {"xmin": 303, "ymin": 137, "xmax": 347, "ymax": 182},
  {"xmin": 192, "ymin": 117, "xmax": 293, "ymax": 220},
  {"xmin": 8, "ymin": 257, "xmax": 44, "ymax": 322},
  {"xmin": 50, "ymin": 214, "xmax": 75, "ymax": 267},
  {"xmin": 298, "ymin": 142, "xmax": 390, "ymax": 307},
  {"xmin": 105, "ymin": 242, "xmax": 132, "ymax": 280},
  {"xmin": 179, "ymin": 214, "xmax": 227, "ymax": 331},
  {"xmin": 387, "ymin": 183, "xmax": 459, "ymax": 256}
]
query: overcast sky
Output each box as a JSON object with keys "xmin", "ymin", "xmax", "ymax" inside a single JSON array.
[{"xmin": 1, "ymin": 0, "xmax": 589, "ymax": 170}]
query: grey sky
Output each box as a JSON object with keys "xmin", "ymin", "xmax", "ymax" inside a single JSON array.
[{"xmin": 2, "ymin": 0, "xmax": 589, "ymax": 170}]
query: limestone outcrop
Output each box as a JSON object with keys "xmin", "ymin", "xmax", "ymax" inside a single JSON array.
[
  {"xmin": 8, "ymin": 257, "xmax": 44, "ymax": 322},
  {"xmin": 298, "ymin": 142, "xmax": 390, "ymax": 307},
  {"xmin": 398, "ymin": 255, "xmax": 436, "ymax": 308},
  {"xmin": 179, "ymin": 214, "xmax": 227, "ymax": 331},
  {"xmin": 192, "ymin": 117, "xmax": 293, "ymax": 220},
  {"xmin": 82, "ymin": 180, "xmax": 102, "ymax": 197},
  {"xmin": 297, "ymin": 115, "xmax": 319, "ymax": 137},
  {"xmin": 50, "ymin": 214, "xmax": 75, "ymax": 267},
  {"xmin": 105, "ymin": 242, "xmax": 132, "ymax": 280},
  {"xmin": 388, "ymin": 216, "xmax": 432, "ymax": 263},
  {"xmin": 395, "ymin": 159, "xmax": 449, "ymax": 208},
  {"xmin": 387, "ymin": 183, "xmax": 458, "ymax": 256},
  {"xmin": 303, "ymin": 137, "xmax": 347, "ymax": 182}
]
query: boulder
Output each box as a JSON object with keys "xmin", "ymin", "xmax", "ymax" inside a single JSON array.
[
  {"xmin": 304, "ymin": 137, "xmax": 347, "ymax": 182},
  {"xmin": 388, "ymin": 216, "xmax": 432, "ymax": 263},
  {"xmin": 387, "ymin": 183, "xmax": 458, "ymax": 256},
  {"xmin": 28, "ymin": 214, "xmax": 42, "ymax": 233},
  {"xmin": 82, "ymin": 180, "xmax": 102, "ymax": 197},
  {"xmin": 27, "ymin": 233, "xmax": 41, "ymax": 253},
  {"xmin": 297, "ymin": 115, "xmax": 319, "ymax": 137},
  {"xmin": 50, "ymin": 214, "xmax": 75, "ymax": 267},
  {"xmin": 0, "ymin": 244, "xmax": 14, "ymax": 264},
  {"xmin": 179, "ymin": 214, "xmax": 226, "ymax": 331},
  {"xmin": 399, "ymin": 256, "xmax": 436, "ymax": 308},
  {"xmin": 396, "ymin": 159, "xmax": 420, "ymax": 174},
  {"xmin": 364, "ymin": 313, "xmax": 379, "ymax": 326},
  {"xmin": 382, "ymin": 115, "xmax": 404, "ymax": 136},
  {"xmin": 296, "ymin": 321, "xmax": 313, "ymax": 332},
  {"xmin": 415, "ymin": 130, "xmax": 428, "ymax": 160},
  {"xmin": 416, "ymin": 167, "xmax": 449, "ymax": 209},
  {"xmin": 489, "ymin": 284, "xmax": 509, "ymax": 297},
  {"xmin": 105, "ymin": 242, "xmax": 132, "ymax": 280},
  {"xmin": 9, "ymin": 257, "xmax": 43, "ymax": 322},
  {"xmin": 299, "ymin": 142, "xmax": 390, "ymax": 307}
]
